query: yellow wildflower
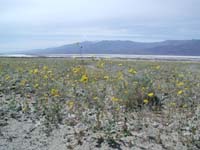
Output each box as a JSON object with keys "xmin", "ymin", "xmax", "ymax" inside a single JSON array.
[
  {"xmin": 104, "ymin": 75, "xmax": 109, "ymax": 80},
  {"xmin": 51, "ymin": 89, "xmax": 60, "ymax": 97},
  {"xmin": 80, "ymin": 74, "xmax": 88, "ymax": 83},
  {"xmin": 177, "ymin": 82, "xmax": 184, "ymax": 87},
  {"xmin": 34, "ymin": 83, "xmax": 39, "ymax": 88},
  {"xmin": 29, "ymin": 70, "xmax": 33, "ymax": 74},
  {"xmin": 117, "ymin": 71, "xmax": 124, "ymax": 80},
  {"xmin": 22, "ymin": 102, "xmax": 29, "ymax": 113},
  {"xmin": 26, "ymin": 94, "xmax": 31, "ymax": 98},
  {"xmin": 97, "ymin": 61, "xmax": 105, "ymax": 68},
  {"xmin": 43, "ymin": 75, "xmax": 48, "ymax": 79},
  {"xmin": 33, "ymin": 69, "xmax": 39, "ymax": 74},
  {"xmin": 148, "ymin": 92, "xmax": 154, "ymax": 97},
  {"xmin": 116, "ymin": 106, "xmax": 120, "ymax": 111},
  {"xmin": 155, "ymin": 65, "xmax": 160, "ymax": 70},
  {"xmin": 143, "ymin": 99, "xmax": 149, "ymax": 104},
  {"xmin": 72, "ymin": 67, "xmax": 81, "ymax": 74},
  {"xmin": 43, "ymin": 93, "xmax": 48, "ymax": 98},
  {"xmin": 67, "ymin": 100, "xmax": 74, "ymax": 110},
  {"xmin": 93, "ymin": 96, "xmax": 98, "ymax": 100},
  {"xmin": 118, "ymin": 63, "xmax": 123, "ymax": 66},
  {"xmin": 43, "ymin": 66, "xmax": 48, "ymax": 70},
  {"xmin": 177, "ymin": 90, "xmax": 183, "ymax": 95},
  {"xmin": 100, "ymin": 62, "xmax": 105, "ymax": 68},
  {"xmin": 20, "ymin": 79, "xmax": 27, "ymax": 86},
  {"xmin": 142, "ymin": 87, "xmax": 146, "ymax": 91},
  {"xmin": 124, "ymin": 90, "xmax": 128, "ymax": 94},
  {"xmin": 178, "ymin": 74, "xmax": 184, "ymax": 77},
  {"xmin": 128, "ymin": 68, "xmax": 137, "ymax": 74},
  {"xmin": 182, "ymin": 104, "xmax": 187, "ymax": 108},
  {"xmin": 111, "ymin": 97, "xmax": 119, "ymax": 102},
  {"xmin": 170, "ymin": 102, "xmax": 176, "ymax": 107},
  {"xmin": 47, "ymin": 70, "xmax": 52, "ymax": 74},
  {"xmin": 5, "ymin": 75, "xmax": 10, "ymax": 81}
]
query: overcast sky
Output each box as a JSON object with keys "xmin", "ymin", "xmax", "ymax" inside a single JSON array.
[{"xmin": 1, "ymin": 0, "xmax": 200, "ymax": 51}]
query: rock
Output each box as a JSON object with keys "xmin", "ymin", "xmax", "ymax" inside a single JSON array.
[
  {"xmin": 0, "ymin": 130, "xmax": 3, "ymax": 136},
  {"xmin": 16, "ymin": 105, "xmax": 22, "ymax": 112},
  {"xmin": 194, "ymin": 140, "xmax": 200, "ymax": 149},
  {"xmin": 10, "ymin": 112, "xmax": 21, "ymax": 119},
  {"xmin": 11, "ymin": 86, "xmax": 16, "ymax": 90},
  {"xmin": 96, "ymin": 137, "xmax": 104, "ymax": 148},
  {"xmin": 107, "ymin": 138, "xmax": 121, "ymax": 149},
  {"xmin": 146, "ymin": 127, "xmax": 160, "ymax": 142},
  {"xmin": 0, "ymin": 108, "xmax": 6, "ymax": 117},
  {"xmin": 75, "ymin": 123, "xmax": 88, "ymax": 131},
  {"xmin": 0, "ymin": 121, "xmax": 8, "ymax": 127},
  {"xmin": 182, "ymin": 131, "xmax": 191, "ymax": 136},
  {"xmin": 152, "ymin": 122, "xmax": 159, "ymax": 128}
]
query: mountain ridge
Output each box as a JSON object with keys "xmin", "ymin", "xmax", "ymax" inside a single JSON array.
[{"xmin": 27, "ymin": 39, "xmax": 200, "ymax": 56}]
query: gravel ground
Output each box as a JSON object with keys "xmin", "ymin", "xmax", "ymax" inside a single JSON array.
[{"xmin": 1, "ymin": 102, "xmax": 200, "ymax": 150}]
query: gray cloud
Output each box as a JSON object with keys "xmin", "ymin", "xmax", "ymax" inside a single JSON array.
[{"xmin": 0, "ymin": 0, "xmax": 200, "ymax": 51}]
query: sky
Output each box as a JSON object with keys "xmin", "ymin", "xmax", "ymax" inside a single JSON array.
[{"xmin": 0, "ymin": 0, "xmax": 200, "ymax": 52}]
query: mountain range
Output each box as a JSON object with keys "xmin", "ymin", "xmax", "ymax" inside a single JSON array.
[{"xmin": 27, "ymin": 39, "xmax": 200, "ymax": 56}]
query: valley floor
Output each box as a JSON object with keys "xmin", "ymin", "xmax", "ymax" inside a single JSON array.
[{"xmin": 0, "ymin": 58, "xmax": 200, "ymax": 150}]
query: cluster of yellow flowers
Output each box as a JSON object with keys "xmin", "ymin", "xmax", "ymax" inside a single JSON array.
[
  {"xmin": 177, "ymin": 90, "xmax": 183, "ymax": 95},
  {"xmin": 97, "ymin": 61, "xmax": 105, "ymax": 68},
  {"xmin": 20, "ymin": 79, "xmax": 27, "ymax": 86},
  {"xmin": 117, "ymin": 71, "xmax": 124, "ymax": 80},
  {"xmin": 5, "ymin": 75, "xmax": 11, "ymax": 81},
  {"xmin": 128, "ymin": 68, "xmax": 137, "ymax": 74},
  {"xmin": 29, "ymin": 68, "xmax": 39, "ymax": 74},
  {"xmin": 51, "ymin": 88, "xmax": 60, "ymax": 97},
  {"xmin": 80, "ymin": 74, "xmax": 88, "ymax": 83},
  {"xmin": 143, "ymin": 92, "xmax": 154, "ymax": 104}
]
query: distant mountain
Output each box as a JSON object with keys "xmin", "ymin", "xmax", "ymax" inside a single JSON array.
[{"xmin": 28, "ymin": 40, "xmax": 200, "ymax": 56}]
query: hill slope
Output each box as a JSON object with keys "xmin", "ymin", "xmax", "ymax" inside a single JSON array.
[{"xmin": 29, "ymin": 40, "xmax": 200, "ymax": 56}]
